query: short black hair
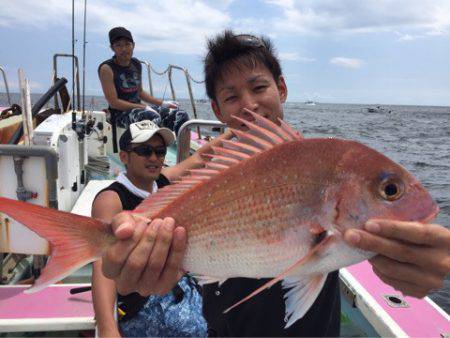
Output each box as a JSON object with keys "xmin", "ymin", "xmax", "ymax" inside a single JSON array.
[{"xmin": 204, "ymin": 30, "xmax": 282, "ymax": 101}]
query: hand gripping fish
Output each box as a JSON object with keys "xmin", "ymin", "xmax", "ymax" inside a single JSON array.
[{"xmin": 0, "ymin": 112, "xmax": 439, "ymax": 328}]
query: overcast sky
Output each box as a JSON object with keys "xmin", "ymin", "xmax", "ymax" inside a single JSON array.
[{"xmin": 1, "ymin": 0, "xmax": 449, "ymax": 105}]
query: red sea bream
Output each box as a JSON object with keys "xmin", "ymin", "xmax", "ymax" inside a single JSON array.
[{"xmin": 0, "ymin": 112, "xmax": 438, "ymax": 327}]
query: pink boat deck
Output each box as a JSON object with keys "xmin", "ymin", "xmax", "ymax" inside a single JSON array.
[
  {"xmin": 0, "ymin": 284, "xmax": 95, "ymax": 332},
  {"xmin": 346, "ymin": 261, "xmax": 449, "ymax": 337}
]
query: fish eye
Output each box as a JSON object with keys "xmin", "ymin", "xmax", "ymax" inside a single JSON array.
[{"xmin": 378, "ymin": 177, "xmax": 404, "ymax": 201}]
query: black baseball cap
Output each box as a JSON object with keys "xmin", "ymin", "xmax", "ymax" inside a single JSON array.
[{"xmin": 109, "ymin": 27, "xmax": 134, "ymax": 44}]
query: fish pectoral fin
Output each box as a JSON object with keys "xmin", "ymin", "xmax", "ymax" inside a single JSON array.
[
  {"xmin": 223, "ymin": 235, "xmax": 335, "ymax": 315},
  {"xmin": 223, "ymin": 250, "xmax": 323, "ymax": 315},
  {"xmin": 282, "ymin": 274, "xmax": 327, "ymax": 328}
]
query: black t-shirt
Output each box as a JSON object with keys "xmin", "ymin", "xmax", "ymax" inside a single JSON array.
[
  {"xmin": 98, "ymin": 56, "xmax": 142, "ymax": 115},
  {"xmin": 94, "ymin": 174, "xmax": 171, "ymax": 320},
  {"xmin": 96, "ymin": 174, "xmax": 170, "ymax": 210},
  {"xmin": 203, "ymin": 271, "xmax": 340, "ymax": 337}
]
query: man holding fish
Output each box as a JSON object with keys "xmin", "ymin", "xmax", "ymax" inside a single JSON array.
[
  {"xmin": 0, "ymin": 30, "xmax": 447, "ymax": 337},
  {"xmin": 100, "ymin": 30, "xmax": 450, "ymax": 336}
]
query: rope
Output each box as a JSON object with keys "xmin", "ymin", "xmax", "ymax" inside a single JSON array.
[
  {"xmin": 187, "ymin": 72, "xmax": 205, "ymax": 84},
  {"xmin": 149, "ymin": 65, "xmax": 169, "ymax": 76},
  {"xmin": 149, "ymin": 64, "xmax": 204, "ymax": 84}
]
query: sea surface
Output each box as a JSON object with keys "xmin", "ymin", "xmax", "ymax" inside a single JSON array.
[{"xmin": 1, "ymin": 93, "xmax": 449, "ymax": 313}]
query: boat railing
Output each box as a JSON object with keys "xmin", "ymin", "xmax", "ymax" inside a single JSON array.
[
  {"xmin": 139, "ymin": 61, "xmax": 155, "ymax": 97},
  {"xmin": 139, "ymin": 60, "xmax": 205, "ymax": 129},
  {"xmin": 0, "ymin": 66, "xmax": 12, "ymax": 106},
  {"xmin": 176, "ymin": 119, "xmax": 226, "ymax": 163},
  {"xmin": 52, "ymin": 54, "xmax": 81, "ymax": 112}
]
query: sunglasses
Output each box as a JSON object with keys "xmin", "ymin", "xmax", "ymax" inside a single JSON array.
[
  {"xmin": 234, "ymin": 34, "xmax": 266, "ymax": 48},
  {"xmin": 128, "ymin": 144, "xmax": 167, "ymax": 158}
]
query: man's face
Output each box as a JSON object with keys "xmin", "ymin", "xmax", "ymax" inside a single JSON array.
[
  {"xmin": 120, "ymin": 134, "xmax": 166, "ymax": 182},
  {"xmin": 211, "ymin": 63, "xmax": 287, "ymax": 129},
  {"xmin": 111, "ymin": 38, "xmax": 134, "ymax": 61}
]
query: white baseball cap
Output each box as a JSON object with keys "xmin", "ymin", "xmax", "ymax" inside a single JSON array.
[{"xmin": 119, "ymin": 120, "xmax": 175, "ymax": 150}]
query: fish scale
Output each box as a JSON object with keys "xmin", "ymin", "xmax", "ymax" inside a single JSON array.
[{"xmin": 0, "ymin": 111, "xmax": 438, "ymax": 328}]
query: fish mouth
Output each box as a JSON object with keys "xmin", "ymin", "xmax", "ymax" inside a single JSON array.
[{"xmin": 419, "ymin": 204, "xmax": 440, "ymax": 223}]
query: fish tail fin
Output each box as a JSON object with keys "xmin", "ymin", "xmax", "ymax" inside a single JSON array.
[{"xmin": 0, "ymin": 197, "xmax": 105, "ymax": 292}]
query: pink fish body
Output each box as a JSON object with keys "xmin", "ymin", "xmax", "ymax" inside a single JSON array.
[{"xmin": 0, "ymin": 112, "xmax": 439, "ymax": 327}]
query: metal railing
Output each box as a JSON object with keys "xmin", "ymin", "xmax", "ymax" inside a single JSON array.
[
  {"xmin": 139, "ymin": 61, "xmax": 155, "ymax": 97},
  {"xmin": 0, "ymin": 66, "xmax": 11, "ymax": 106},
  {"xmin": 176, "ymin": 119, "xmax": 226, "ymax": 163},
  {"xmin": 140, "ymin": 61, "xmax": 205, "ymax": 120},
  {"xmin": 140, "ymin": 61, "xmax": 206, "ymax": 139},
  {"xmin": 53, "ymin": 54, "xmax": 80, "ymax": 111}
]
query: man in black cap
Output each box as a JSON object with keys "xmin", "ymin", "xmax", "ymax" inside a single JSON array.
[{"xmin": 99, "ymin": 27, "xmax": 188, "ymax": 152}]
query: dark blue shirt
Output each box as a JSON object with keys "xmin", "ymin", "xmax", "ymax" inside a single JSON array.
[{"xmin": 98, "ymin": 56, "xmax": 142, "ymax": 114}]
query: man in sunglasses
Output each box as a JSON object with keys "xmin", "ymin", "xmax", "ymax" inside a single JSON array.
[
  {"xmin": 91, "ymin": 120, "xmax": 207, "ymax": 337},
  {"xmin": 101, "ymin": 31, "xmax": 450, "ymax": 336},
  {"xmin": 99, "ymin": 27, "xmax": 185, "ymax": 152}
]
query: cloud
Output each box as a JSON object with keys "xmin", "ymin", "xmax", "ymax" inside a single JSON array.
[
  {"xmin": 330, "ymin": 57, "xmax": 364, "ymax": 69},
  {"xmin": 298, "ymin": 56, "xmax": 316, "ymax": 63},
  {"xmin": 0, "ymin": 0, "xmax": 231, "ymax": 55},
  {"xmin": 262, "ymin": 0, "xmax": 450, "ymax": 38},
  {"xmin": 278, "ymin": 52, "xmax": 296, "ymax": 61},
  {"xmin": 279, "ymin": 52, "xmax": 316, "ymax": 62}
]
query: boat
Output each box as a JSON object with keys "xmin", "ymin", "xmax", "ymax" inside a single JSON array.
[
  {"xmin": 304, "ymin": 100, "xmax": 316, "ymax": 106},
  {"xmin": 365, "ymin": 106, "xmax": 392, "ymax": 114}
]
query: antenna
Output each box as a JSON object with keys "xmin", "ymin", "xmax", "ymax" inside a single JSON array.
[
  {"xmin": 71, "ymin": 0, "xmax": 76, "ymax": 131},
  {"xmin": 82, "ymin": 0, "xmax": 87, "ymax": 118}
]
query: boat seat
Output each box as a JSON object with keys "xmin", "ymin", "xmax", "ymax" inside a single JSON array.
[{"xmin": 71, "ymin": 179, "xmax": 114, "ymax": 217}]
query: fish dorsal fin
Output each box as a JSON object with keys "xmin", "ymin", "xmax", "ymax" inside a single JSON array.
[{"xmin": 134, "ymin": 111, "xmax": 302, "ymax": 216}]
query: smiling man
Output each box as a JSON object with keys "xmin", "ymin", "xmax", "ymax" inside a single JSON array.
[
  {"xmin": 91, "ymin": 120, "xmax": 207, "ymax": 337},
  {"xmin": 100, "ymin": 30, "xmax": 450, "ymax": 337}
]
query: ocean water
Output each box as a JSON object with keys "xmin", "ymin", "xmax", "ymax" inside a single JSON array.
[{"xmin": 1, "ymin": 93, "xmax": 449, "ymax": 313}]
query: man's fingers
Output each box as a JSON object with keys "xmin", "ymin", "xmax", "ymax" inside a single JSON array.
[
  {"xmin": 139, "ymin": 217, "xmax": 175, "ymax": 295},
  {"xmin": 345, "ymin": 229, "xmax": 419, "ymax": 264},
  {"xmin": 369, "ymin": 255, "xmax": 444, "ymax": 291},
  {"xmin": 102, "ymin": 221, "xmax": 147, "ymax": 279},
  {"xmin": 365, "ymin": 219, "xmax": 450, "ymax": 247},
  {"xmin": 116, "ymin": 219, "xmax": 162, "ymax": 294},
  {"xmin": 155, "ymin": 226, "xmax": 187, "ymax": 295}
]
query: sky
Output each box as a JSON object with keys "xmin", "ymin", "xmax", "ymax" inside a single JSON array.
[{"xmin": 0, "ymin": 0, "xmax": 449, "ymax": 106}]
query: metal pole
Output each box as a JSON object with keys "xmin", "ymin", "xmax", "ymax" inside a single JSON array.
[
  {"xmin": 52, "ymin": 55, "xmax": 59, "ymax": 110},
  {"xmin": 82, "ymin": 0, "xmax": 87, "ymax": 117},
  {"xmin": 184, "ymin": 69, "xmax": 201, "ymax": 138},
  {"xmin": 176, "ymin": 120, "xmax": 225, "ymax": 163},
  {"xmin": 0, "ymin": 67, "xmax": 11, "ymax": 106},
  {"xmin": 140, "ymin": 61, "xmax": 153, "ymax": 96},
  {"xmin": 71, "ymin": 0, "xmax": 76, "ymax": 131},
  {"xmin": 168, "ymin": 66, "xmax": 176, "ymax": 100}
]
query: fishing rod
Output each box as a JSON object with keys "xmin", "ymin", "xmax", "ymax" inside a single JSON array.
[
  {"xmin": 71, "ymin": 0, "xmax": 76, "ymax": 131},
  {"xmin": 82, "ymin": 0, "xmax": 87, "ymax": 118}
]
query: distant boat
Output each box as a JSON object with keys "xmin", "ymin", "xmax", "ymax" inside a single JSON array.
[
  {"xmin": 304, "ymin": 100, "xmax": 316, "ymax": 106},
  {"xmin": 365, "ymin": 106, "xmax": 392, "ymax": 114}
]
